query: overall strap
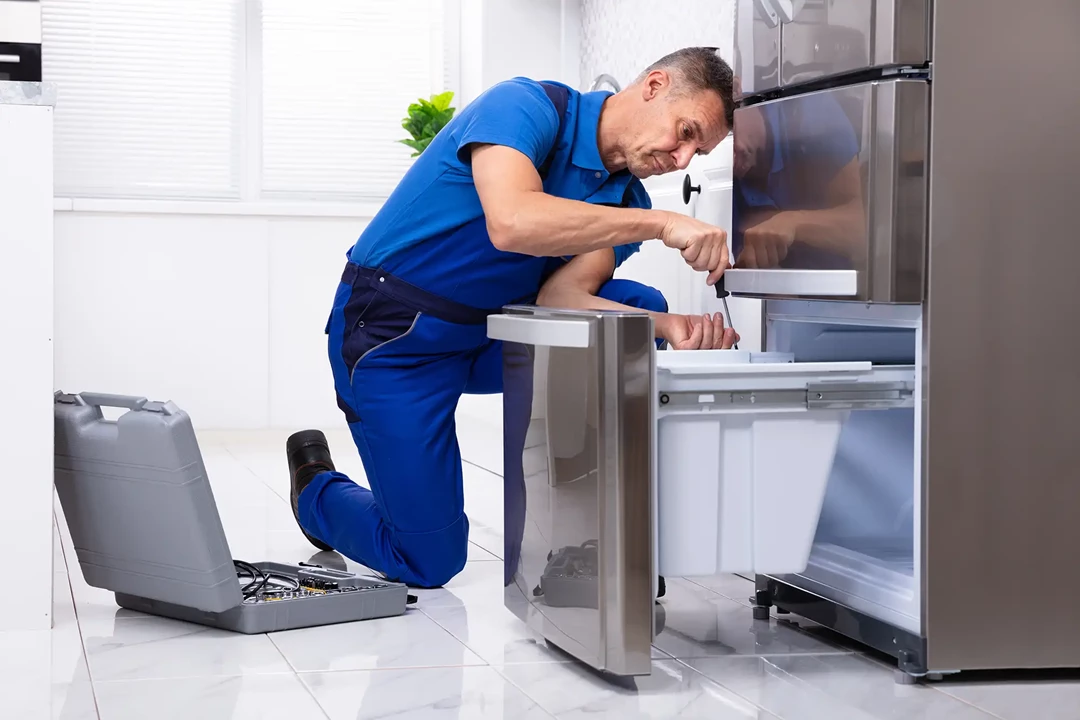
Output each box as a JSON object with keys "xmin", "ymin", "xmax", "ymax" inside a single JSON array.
[
  {"xmin": 537, "ymin": 81, "xmax": 570, "ymax": 180},
  {"xmin": 538, "ymin": 81, "xmax": 636, "ymax": 209}
]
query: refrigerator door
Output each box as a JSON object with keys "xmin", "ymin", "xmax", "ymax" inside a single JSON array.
[
  {"xmin": 735, "ymin": 0, "xmax": 782, "ymax": 96},
  {"xmin": 727, "ymin": 78, "xmax": 929, "ymax": 303},
  {"xmin": 492, "ymin": 306, "xmax": 656, "ymax": 677},
  {"xmin": 782, "ymin": 0, "xmax": 931, "ymax": 86}
]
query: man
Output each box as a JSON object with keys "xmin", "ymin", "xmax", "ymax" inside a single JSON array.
[{"xmin": 286, "ymin": 47, "xmax": 739, "ymax": 588}]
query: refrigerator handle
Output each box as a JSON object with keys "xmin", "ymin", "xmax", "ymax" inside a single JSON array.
[
  {"xmin": 762, "ymin": 0, "xmax": 805, "ymax": 24},
  {"xmin": 754, "ymin": 0, "xmax": 781, "ymax": 28},
  {"xmin": 487, "ymin": 314, "xmax": 594, "ymax": 349}
]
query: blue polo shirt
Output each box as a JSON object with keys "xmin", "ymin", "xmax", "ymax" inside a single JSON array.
[
  {"xmin": 348, "ymin": 77, "xmax": 650, "ymax": 310},
  {"xmin": 732, "ymin": 93, "xmax": 858, "ymax": 269}
]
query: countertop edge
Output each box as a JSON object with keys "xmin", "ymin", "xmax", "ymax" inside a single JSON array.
[{"xmin": 0, "ymin": 81, "xmax": 58, "ymax": 107}]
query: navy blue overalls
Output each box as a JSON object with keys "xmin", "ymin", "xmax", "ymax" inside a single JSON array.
[{"xmin": 297, "ymin": 77, "xmax": 667, "ymax": 588}]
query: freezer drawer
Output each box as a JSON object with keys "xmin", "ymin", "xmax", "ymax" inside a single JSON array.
[
  {"xmin": 489, "ymin": 307, "xmax": 915, "ymax": 676},
  {"xmin": 655, "ymin": 351, "xmax": 914, "ymax": 577},
  {"xmin": 729, "ymin": 78, "xmax": 929, "ymax": 303}
]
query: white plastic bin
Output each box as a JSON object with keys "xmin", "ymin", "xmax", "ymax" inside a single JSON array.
[{"xmin": 654, "ymin": 350, "xmax": 914, "ymax": 578}]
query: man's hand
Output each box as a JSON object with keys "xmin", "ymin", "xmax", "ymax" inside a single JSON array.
[
  {"xmin": 657, "ymin": 312, "xmax": 739, "ymax": 350},
  {"xmin": 658, "ymin": 213, "xmax": 731, "ymax": 286},
  {"xmin": 736, "ymin": 212, "xmax": 798, "ymax": 268}
]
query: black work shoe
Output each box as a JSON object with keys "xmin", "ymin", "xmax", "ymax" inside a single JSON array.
[{"xmin": 287, "ymin": 429, "xmax": 336, "ymax": 552}]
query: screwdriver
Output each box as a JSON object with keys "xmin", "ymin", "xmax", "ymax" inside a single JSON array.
[{"xmin": 714, "ymin": 275, "xmax": 739, "ymax": 350}]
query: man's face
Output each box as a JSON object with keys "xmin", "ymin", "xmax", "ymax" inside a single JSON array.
[{"xmin": 623, "ymin": 71, "xmax": 730, "ymax": 179}]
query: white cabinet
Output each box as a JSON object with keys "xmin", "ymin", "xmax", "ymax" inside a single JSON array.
[{"xmin": 0, "ymin": 82, "xmax": 56, "ymax": 630}]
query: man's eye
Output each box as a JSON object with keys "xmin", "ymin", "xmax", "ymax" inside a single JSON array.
[{"xmin": 681, "ymin": 125, "xmax": 692, "ymax": 139}]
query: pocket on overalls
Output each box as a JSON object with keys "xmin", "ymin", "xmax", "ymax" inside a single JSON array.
[{"xmin": 340, "ymin": 286, "xmax": 421, "ymax": 380}]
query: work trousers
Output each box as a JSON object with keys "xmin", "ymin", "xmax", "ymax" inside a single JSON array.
[{"xmin": 297, "ymin": 263, "xmax": 666, "ymax": 587}]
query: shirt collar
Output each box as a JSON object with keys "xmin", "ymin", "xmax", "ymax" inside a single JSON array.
[{"xmin": 571, "ymin": 90, "xmax": 610, "ymax": 174}]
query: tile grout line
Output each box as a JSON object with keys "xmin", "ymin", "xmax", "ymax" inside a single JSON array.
[
  {"xmin": 265, "ymin": 633, "xmax": 332, "ymax": 720},
  {"xmin": 53, "ymin": 527, "xmax": 105, "ymax": 720},
  {"xmin": 416, "ymin": 606, "xmax": 490, "ymax": 667},
  {"xmin": 924, "ymin": 684, "xmax": 1009, "ymax": 719},
  {"xmin": 669, "ymin": 655, "xmax": 782, "ymax": 718},
  {"xmin": 682, "ymin": 576, "xmax": 754, "ymax": 606},
  {"xmin": 483, "ymin": 662, "xmax": 562, "ymax": 720},
  {"xmin": 461, "ymin": 457, "xmax": 502, "ymax": 478},
  {"xmin": 219, "ymin": 443, "xmax": 291, "ymax": 504}
]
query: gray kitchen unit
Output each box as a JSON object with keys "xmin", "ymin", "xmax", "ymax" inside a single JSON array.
[{"xmin": 487, "ymin": 0, "xmax": 1080, "ymax": 682}]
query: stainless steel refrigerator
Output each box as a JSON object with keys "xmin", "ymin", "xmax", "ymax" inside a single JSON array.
[
  {"xmin": 730, "ymin": 0, "xmax": 1080, "ymax": 679},
  {"xmin": 487, "ymin": 0, "xmax": 1080, "ymax": 681}
]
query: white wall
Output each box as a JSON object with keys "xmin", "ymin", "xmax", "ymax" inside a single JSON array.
[
  {"xmin": 459, "ymin": 0, "xmax": 576, "ymax": 104},
  {"xmin": 579, "ymin": 0, "xmax": 736, "ymax": 91},
  {"xmin": 53, "ymin": 209, "xmax": 364, "ymax": 431}
]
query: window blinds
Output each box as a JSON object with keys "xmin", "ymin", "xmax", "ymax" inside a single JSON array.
[
  {"xmin": 259, "ymin": 0, "xmax": 446, "ymax": 201},
  {"xmin": 42, "ymin": 0, "xmax": 452, "ymax": 202},
  {"xmin": 42, "ymin": 0, "xmax": 244, "ymax": 199}
]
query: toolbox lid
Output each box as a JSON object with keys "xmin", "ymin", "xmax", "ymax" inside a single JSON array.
[{"xmin": 53, "ymin": 392, "xmax": 244, "ymax": 613}]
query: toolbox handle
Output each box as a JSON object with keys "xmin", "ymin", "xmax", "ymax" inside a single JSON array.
[{"xmin": 75, "ymin": 392, "xmax": 149, "ymax": 411}]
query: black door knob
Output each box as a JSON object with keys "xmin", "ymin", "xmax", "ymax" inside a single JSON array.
[{"xmin": 682, "ymin": 174, "xmax": 701, "ymax": 204}]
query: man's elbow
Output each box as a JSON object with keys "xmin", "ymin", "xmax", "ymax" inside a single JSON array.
[
  {"xmin": 486, "ymin": 212, "xmax": 521, "ymax": 253},
  {"xmin": 487, "ymin": 210, "xmax": 540, "ymax": 255}
]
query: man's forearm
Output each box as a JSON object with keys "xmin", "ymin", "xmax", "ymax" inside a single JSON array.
[
  {"xmin": 536, "ymin": 283, "xmax": 668, "ymax": 339},
  {"xmin": 488, "ymin": 191, "xmax": 671, "ymax": 257}
]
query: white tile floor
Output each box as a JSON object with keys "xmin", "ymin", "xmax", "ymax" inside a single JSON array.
[{"xmin": 32, "ymin": 426, "xmax": 1079, "ymax": 719}]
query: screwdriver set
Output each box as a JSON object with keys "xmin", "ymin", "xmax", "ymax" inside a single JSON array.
[{"xmin": 54, "ymin": 391, "xmax": 410, "ymax": 634}]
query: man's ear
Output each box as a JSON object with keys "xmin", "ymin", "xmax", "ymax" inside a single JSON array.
[{"xmin": 641, "ymin": 69, "xmax": 671, "ymax": 101}]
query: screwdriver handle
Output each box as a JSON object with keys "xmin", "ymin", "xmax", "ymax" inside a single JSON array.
[
  {"xmin": 714, "ymin": 274, "xmax": 729, "ymax": 299},
  {"xmin": 713, "ymin": 275, "xmax": 738, "ymax": 350}
]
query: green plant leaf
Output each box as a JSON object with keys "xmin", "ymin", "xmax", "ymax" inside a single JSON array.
[
  {"xmin": 431, "ymin": 91, "xmax": 454, "ymax": 112},
  {"xmin": 399, "ymin": 136, "xmax": 432, "ymax": 157},
  {"xmin": 402, "ymin": 114, "xmax": 427, "ymax": 141},
  {"xmin": 399, "ymin": 91, "xmax": 456, "ymax": 155}
]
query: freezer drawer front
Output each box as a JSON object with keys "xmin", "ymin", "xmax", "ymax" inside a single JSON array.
[
  {"xmin": 491, "ymin": 307, "xmax": 915, "ymax": 676},
  {"xmin": 655, "ymin": 351, "xmax": 915, "ymax": 579},
  {"xmin": 729, "ymin": 78, "xmax": 929, "ymax": 303},
  {"xmin": 491, "ymin": 306, "xmax": 655, "ymax": 677},
  {"xmin": 735, "ymin": 0, "xmax": 782, "ymax": 96},
  {"xmin": 782, "ymin": 0, "xmax": 930, "ymax": 86}
]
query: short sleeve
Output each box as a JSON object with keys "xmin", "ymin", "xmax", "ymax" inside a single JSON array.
[
  {"xmin": 612, "ymin": 179, "xmax": 653, "ymax": 269},
  {"xmin": 453, "ymin": 78, "xmax": 561, "ymax": 168}
]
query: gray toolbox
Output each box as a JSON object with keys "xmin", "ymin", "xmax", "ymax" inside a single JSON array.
[{"xmin": 53, "ymin": 391, "xmax": 410, "ymax": 633}]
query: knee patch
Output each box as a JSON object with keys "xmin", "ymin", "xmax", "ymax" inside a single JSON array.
[
  {"xmin": 597, "ymin": 278, "xmax": 669, "ymax": 314},
  {"xmin": 392, "ymin": 515, "xmax": 470, "ymax": 588},
  {"xmin": 634, "ymin": 284, "xmax": 669, "ymax": 314}
]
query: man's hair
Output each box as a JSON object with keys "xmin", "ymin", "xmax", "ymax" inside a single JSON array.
[{"xmin": 637, "ymin": 47, "xmax": 735, "ymax": 128}]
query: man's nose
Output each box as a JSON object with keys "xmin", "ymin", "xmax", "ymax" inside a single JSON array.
[{"xmin": 674, "ymin": 147, "xmax": 694, "ymax": 170}]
